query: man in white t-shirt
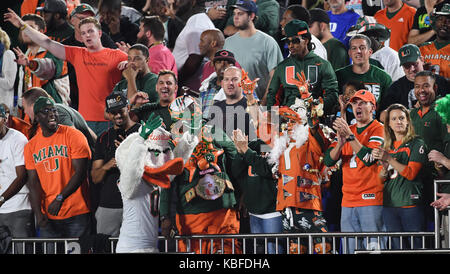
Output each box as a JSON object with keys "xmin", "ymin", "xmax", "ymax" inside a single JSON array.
[
  {"xmin": 223, "ymin": 0, "xmax": 283, "ymax": 102},
  {"xmin": 172, "ymin": 12, "xmax": 216, "ymax": 92},
  {"xmin": 0, "ymin": 105, "xmax": 33, "ymax": 253}
]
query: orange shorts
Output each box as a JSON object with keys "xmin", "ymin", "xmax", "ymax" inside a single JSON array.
[{"xmin": 176, "ymin": 208, "xmax": 241, "ymax": 254}]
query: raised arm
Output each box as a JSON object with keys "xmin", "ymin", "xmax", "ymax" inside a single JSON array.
[{"xmin": 4, "ymin": 8, "xmax": 66, "ymax": 60}]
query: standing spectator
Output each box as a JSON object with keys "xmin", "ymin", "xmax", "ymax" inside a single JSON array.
[
  {"xmin": 130, "ymin": 70, "xmax": 178, "ymax": 128},
  {"xmin": 113, "ymin": 44, "xmax": 159, "ymax": 104},
  {"xmin": 38, "ymin": 0, "xmax": 74, "ymax": 42},
  {"xmin": 223, "ymin": 0, "xmax": 280, "ymax": 37},
  {"xmin": 62, "ymin": 3, "xmax": 118, "ymax": 111},
  {"xmin": 136, "ymin": 16, "xmax": 177, "ymax": 76},
  {"xmin": 0, "ymin": 105, "xmax": 34, "ymax": 253},
  {"xmin": 419, "ymin": 2, "xmax": 450, "ymax": 80},
  {"xmin": 0, "ymin": 27, "xmax": 17, "ymax": 112},
  {"xmin": 326, "ymin": 0, "xmax": 360, "ymax": 48},
  {"xmin": 98, "ymin": 0, "xmax": 139, "ymax": 45},
  {"xmin": 407, "ymin": 0, "xmax": 445, "ymax": 46},
  {"xmin": 5, "ymin": 10, "xmax": 129, "ymax": 137},
  {"xmin": 172, "ymin": 12, "xmax": 215, "ymax": 92},
  {"xmin": 324, "ymin": 89, "xmax": 385, "ymax": 254},
  {"xmin": 231, "ymin": 129, "xmax": 282, "ymax": 254},
  {"xmin": 350, "ymin": 19, "xmax": 405, "ymax": 82},
  {"xmin": 374, "ymin": 0, "xmax": 416, "ymax": 51},
  {"xmin": 266, "ymin": 20, "xmax": 338, "ymax": 116},
  {"xmin": 212, "ymin": 66, "xmax": 256, "ymax": 139},
  {"xmin": 335, "ymin": 34, "xmax": 392, "ymax": 114},
  {"xmin": 199, "ymin": 49, "xmax": 236, "ymax": 119},
  {"xmin": 373, "ymin": 104, "xmax": 427, "ymax": 249},
  {"xmin": 309, "ymin": 8, "xmax": 349, "ymax": 71},
  {"xmin": 279, "ymin": 5, "xmax": 328, "ymax": 60},
  {"xmin": 24, "ymin": 97, "xmax": 91, "ymax": 240},
  {"xmin": 199, "ymin": 29, "xmax": 225, "ymax": 83},
  {"xmin": 224, "ymin": 0, "xmax": 283, "ymax": 101},
  {"xmin": 15, "ymin": 13, "xmax": 70, "ymax": 106},
  {"xmin": 378, "ymin": 44, "xmax": 449, "ymax": 116},
  {"xmin": 91, "ymin": 92, "xmax": 140, "ymax": 237}
]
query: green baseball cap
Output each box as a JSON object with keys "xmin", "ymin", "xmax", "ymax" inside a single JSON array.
[
  {"xmin": 70, "ymin": 3, "xmax": 96, "ymax": 18},
  {"xmin": 398, "ymin": 44, "xmax": 421, "ymax": 66},
  {"xmin": 34, "ymin": 96, "xmax": 55, "ymax": 114},
  {"xmin": 283, "ymin": 19, "xmax": 310, "ymax": 38}
]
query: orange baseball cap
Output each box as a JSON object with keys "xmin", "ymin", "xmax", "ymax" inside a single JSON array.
[{"xmin": 349, "ymin": 89, "xmax": 376, "ymax": 106}]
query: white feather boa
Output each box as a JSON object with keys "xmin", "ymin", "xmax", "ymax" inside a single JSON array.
[
  {"xmin": 267, "ymin": 123, "xmax": 309, "ymax": 173},
  {"xmin": 115, "ymin": 130, "xmax": 198, "ymax": 200}
]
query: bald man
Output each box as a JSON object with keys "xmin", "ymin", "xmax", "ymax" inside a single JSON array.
[{"xmin": 199, "ymin": 29, "xmax": 226, "ymax": 82}]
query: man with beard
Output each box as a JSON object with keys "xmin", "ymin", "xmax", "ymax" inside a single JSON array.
[
  {"xmin": 113, "ymin": 44, "xmax": 158, "ymax": 105},
  {"xmin": 91, "ymin": 92, "xmax": 140, "ymax": 237},
  {"xmin": 199, "ymin": 29, "xmax": 226, "ymax": 82},
  {"xmin": 14, "ymin": 13, "xmax": 70, "ymax": 106},
  {"xmin": 223, "ymin": 0, "xmax": 283, "ymax": 101},
  {"xmin": 24, "ymin": 96, "xmax": 92, "ymax": 241},
  {"xmin": 266, "ymin": 20, "xmax": 338, "ymax": 116},
  {"xmin": 335, "ymin": 34, "xmax": 392, "ymax": 115},
  {"xmin": 38, "ymin": 0, "xmax": 74, "ymax": 42},
  {"xmin": 135, "ymin": 16, "xmax": 177, "ymax": 76},
  {"xmin": 420, "ymin": 2, "xmax": 450, "ymax": 79},
  {"xmin": 378, "ymin": 44, "xmax": 449, "ymax": 116},
  {"xmin": 130, "ymin": 70, "xmax": 178, "ymax": 129},
  {"xmin": 199, "ymin": 49, "xmax": 235, "ymax": 119}
]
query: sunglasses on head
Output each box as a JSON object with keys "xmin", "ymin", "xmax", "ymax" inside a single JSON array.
[{"xmin": 285, "ymin": 37, "xmax": 302, "ymax": 45}]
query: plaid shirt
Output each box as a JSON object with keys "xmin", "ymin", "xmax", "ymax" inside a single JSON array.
[{"xmin": 200, "ymin": 77, "xmax": 221, "ymax": 119}]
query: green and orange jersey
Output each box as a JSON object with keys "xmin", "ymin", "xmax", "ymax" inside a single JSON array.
[
  {"xmin": 379, "ymin": 137, "xmax": 428, "ymax": 207},
  {"xmin": 374, "ymin": 3, "xmax": 416, "ymax": 52},
  {"xmin": 419, "ymin": 41, "xmax": 450, "ymax": 80},
  {"xmin": 24, "ymin": 125, "xmax": 91, "ymax": 220},
  {"xmin": 324, "ymin": 119, "xmax": 385, "ymax": 207},
  {"xmin": 276, "ymin": 127, "xmax": 330, "ymax": 212}
]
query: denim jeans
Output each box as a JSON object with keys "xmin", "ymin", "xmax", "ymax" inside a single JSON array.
[
  {"xmin": 340, "ymin": 206, "xmax": 385, "ymax": 254},
  {"xmin": 382, "ymin": 206, "xmax": 424, "ymax": 250},
  {"xmin": 249, "ymin": 214, "xmax": 283, "ymax": 254},
  {"xmin": 0, "ymin": 210, "xmax": 35, "ymax": 253}
]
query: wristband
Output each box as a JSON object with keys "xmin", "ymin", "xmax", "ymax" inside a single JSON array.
[{"xmin": 20, "ymin": 23, "xmax": 28, "ymax": 32}]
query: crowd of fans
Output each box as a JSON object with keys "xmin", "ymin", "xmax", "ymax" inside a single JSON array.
[{"xmin": 0, "ymin": 0, "xmax": 448, "ymax": 254}]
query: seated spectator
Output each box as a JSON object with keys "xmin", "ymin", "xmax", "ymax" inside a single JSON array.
[
  {"xmin": 326, "ymin": 0, "xmax": 360, "ymax": 48},
  {"xmin": 407, "ymin": 0, "xmax": 445, "ymax": 46},
  {"xmin": 98, "ymin": 0, "xmax": 139, "ymax": 45}
]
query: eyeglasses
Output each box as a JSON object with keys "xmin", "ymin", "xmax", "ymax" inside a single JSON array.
[
  {"xmin": 285, "ymin": 37, "xmax": 302, "ymax": 45},
  {"xmin": 402, "ymin": 62, "xmax": 419, "ymax": 70},
  {"xmin": 39, "ymin": 107, "xmax": 58, "ymax": 115}
]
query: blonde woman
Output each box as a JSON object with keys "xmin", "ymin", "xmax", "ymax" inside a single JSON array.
[
  {"xmin": 0, "ymin": 27, "xmax": 18, "ymax": 111},
  {"xmin": 372, "ymin": 103, "xmax": 428, "ymax": 249}
]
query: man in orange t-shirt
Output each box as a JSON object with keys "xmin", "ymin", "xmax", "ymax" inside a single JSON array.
[
  {"xmin": 5, "ymin": 9, "xmax": 128, "ymax": 136},
  {"xmin": 24, "ymin": 97, "xmax": 91, "ymax": 238},
  {"xmin": 374, "ymin": 0, "xmax": 416, "ymax": 51},
  {"xmin": 324, "ymin": 90, "xmax": 385, "ymax": 254}
]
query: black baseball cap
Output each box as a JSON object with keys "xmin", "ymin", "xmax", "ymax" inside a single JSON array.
[
  {"xmin": 213, "ymin": 50, "xmax": 236, "ymax": 65},
  {"xmin": 36, "ymin": 0, "xmax": 67, "ymax": 15},
  {"xmin": 105, "ymin": 92, "xmax": 128, "ymax": 113}
]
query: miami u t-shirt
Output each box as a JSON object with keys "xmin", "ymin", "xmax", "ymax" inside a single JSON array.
[
  {"xmin": 65, "ymin": 46, "xmax": 127, "ymax": 122},
  {"xmin": 325, "ymin": 119, "xmax": 384, "ymax": 207},
  {"xmin": 24, "ymin": 125, "xmax": 91, "ymax": 220}
]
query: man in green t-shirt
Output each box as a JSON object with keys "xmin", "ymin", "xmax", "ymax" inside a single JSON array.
[
  {"xmin": 266, "ymin": 19, "xmax": 338, "ymax": 115},
  {"xmin": 335, "ymin": 34, "xmax": 392, "ymax": 115},
  {"xmin": 113, "ymin": 44, "xmax": 158, "ymax": 105}
]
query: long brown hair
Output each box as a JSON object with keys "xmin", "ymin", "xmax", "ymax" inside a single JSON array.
[{"xmin": 383, "ymin": 103, "xmax": 416, "ymax": 150}]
